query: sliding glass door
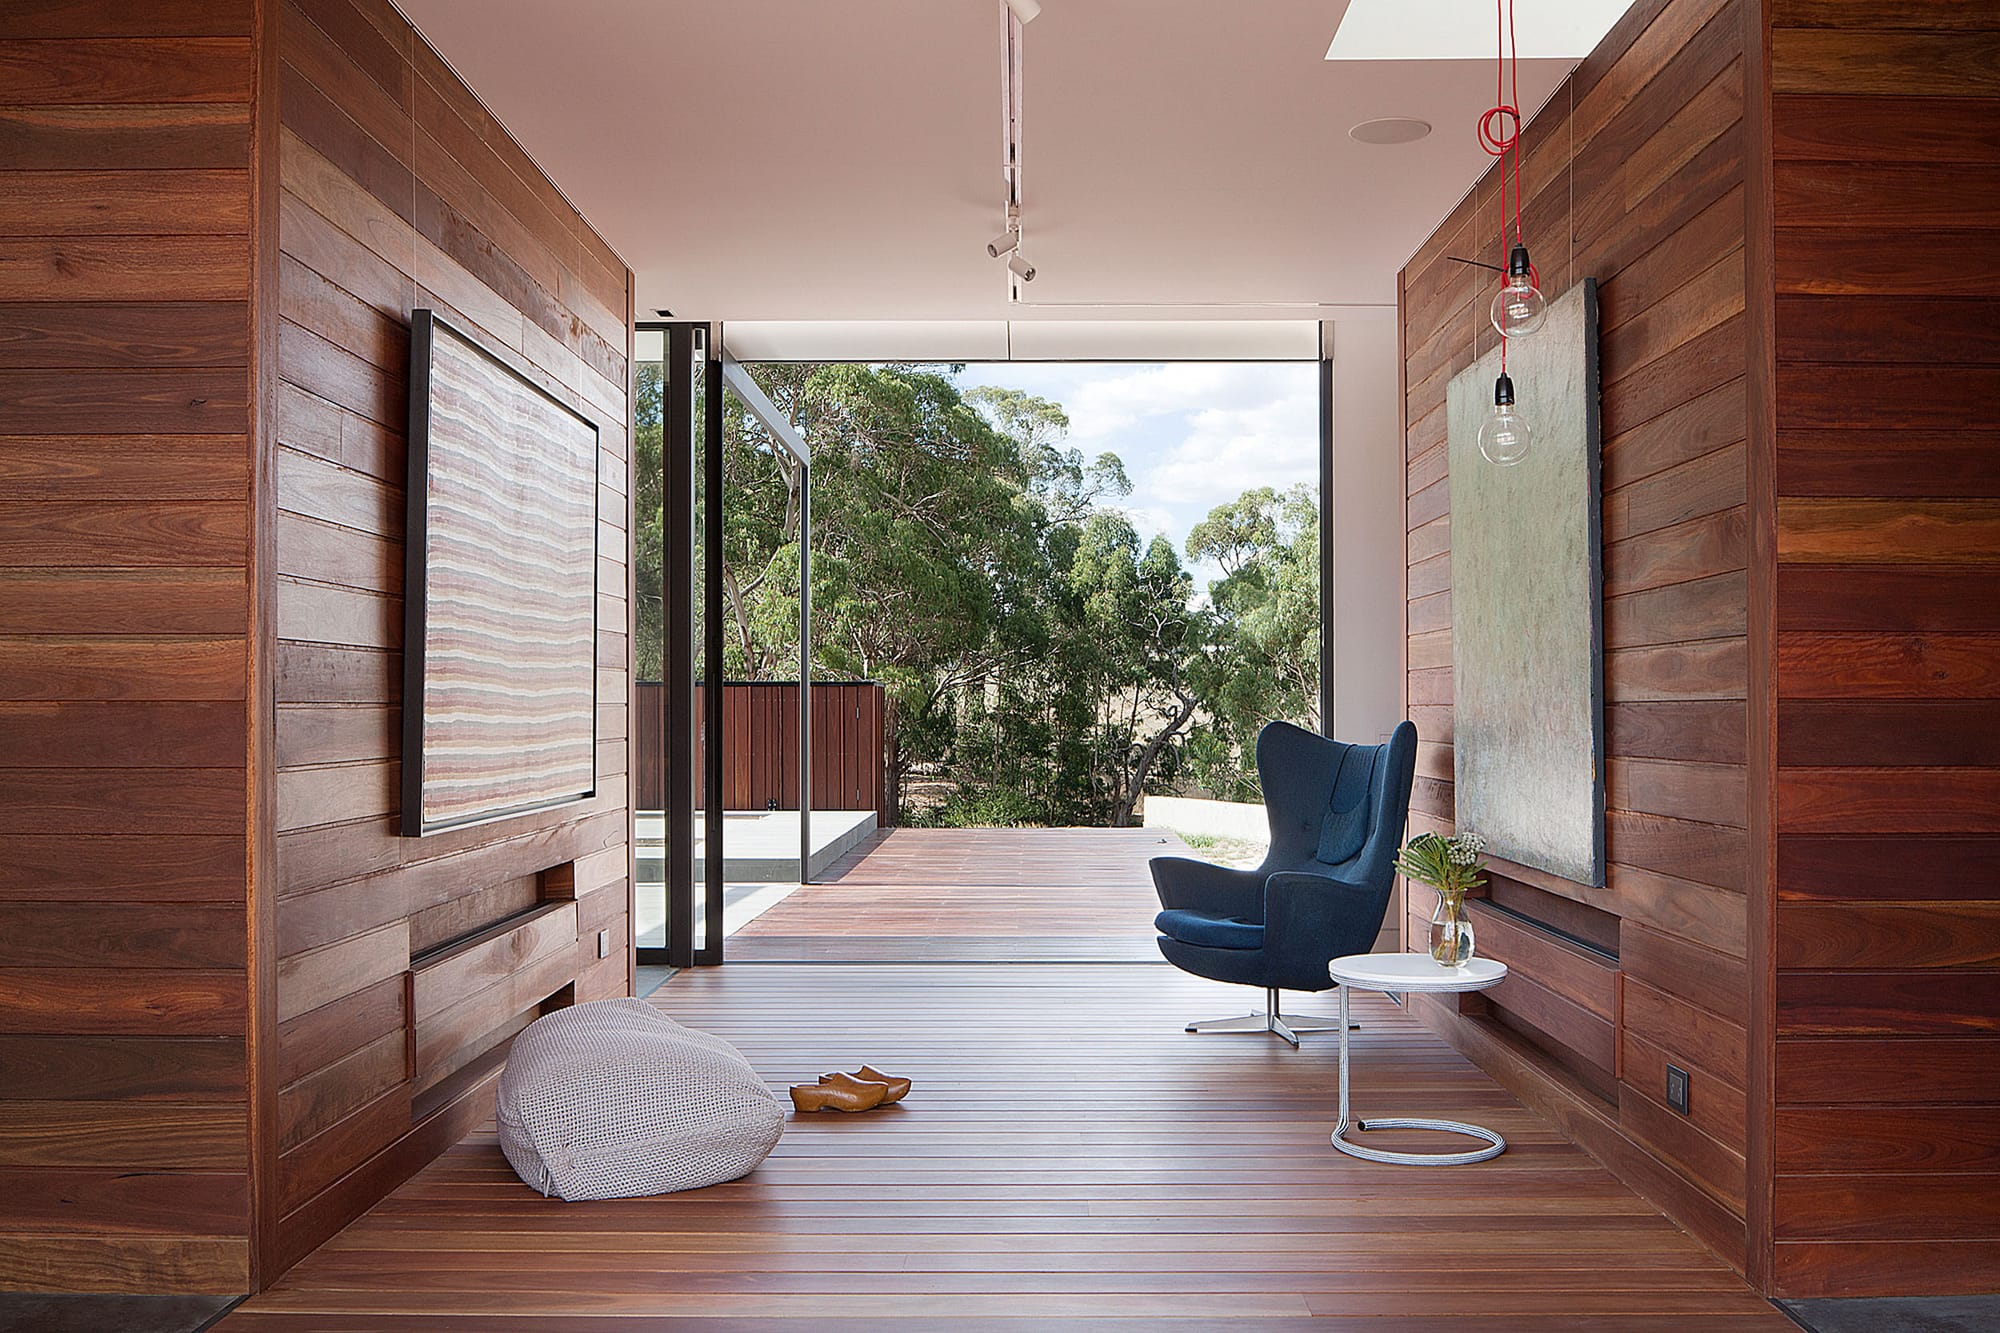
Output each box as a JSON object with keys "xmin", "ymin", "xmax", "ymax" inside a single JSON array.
[
  {"xmin": 635, "ymin": 323, "xmax": 810, "ymax": 967},
  {"xmin": 632, "ymin": 328, "xmax": 670, "ymax": 961},
  {"xmin": 633, "ymin": 322, "xmax": 714, "ymax": 966}
]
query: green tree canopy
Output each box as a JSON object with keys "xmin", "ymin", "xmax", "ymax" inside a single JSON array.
[{"xmin": 635, "ymin": 361, "xmax": 1320, "ymax": 826}]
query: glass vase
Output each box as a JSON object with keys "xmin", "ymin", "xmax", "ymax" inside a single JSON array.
[{"xmin": 1428, "ymin": 890, "xmax": 1474, "ymax": 967}]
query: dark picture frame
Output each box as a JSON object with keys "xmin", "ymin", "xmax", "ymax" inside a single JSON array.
[{"xmin": 402, "ymin": 308, "xmax": 603, "ymax": 837}]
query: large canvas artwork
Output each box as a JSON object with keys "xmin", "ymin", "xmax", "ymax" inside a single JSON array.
[
  {"xmin": 403, "ymin": 310, "xmax": 600, "ymax": 835},
  {"xmin": 1446, "ymin": 280, "xmax": 1605, "ymax": 886}
]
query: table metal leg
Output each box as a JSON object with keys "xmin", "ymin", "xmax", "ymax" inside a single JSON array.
[
  {"xmin": 1337, "ymin": 984, "xmax": 1350, "ymax": 1128},
  {"xmin": 1330, "ymin": 985, "xmax": 1507, "ymax": 1166}
]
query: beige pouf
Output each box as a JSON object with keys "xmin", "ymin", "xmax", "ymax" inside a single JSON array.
[{"xmin": 496, "ymin": 997, "xmax": 784, "ymax": 1200}]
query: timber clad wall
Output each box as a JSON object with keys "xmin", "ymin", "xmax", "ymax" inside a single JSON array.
[
  {"xmin": 1402, "ymin": 0, "xmax": 2000, "ymax": 1299},
  {"xmin": 0, "ymin": 0, "xmax": 634, "ymax": 1294},
  {"xmin": 0, "ymin": 0, "xmax": 259, "ymax": 1293},
  {"xmin": 1399, "ymin": 0, "xmax": 1757, "ymax": 1277},
  {"xmin": 1765, "ymin": 0, "xmax": 2000, "ymax": 1299},
  {"xmin": 268, "ymin": 0, "xmax": 634, "ymax": 1276}
]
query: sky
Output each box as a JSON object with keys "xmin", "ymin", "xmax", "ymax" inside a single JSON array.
[{"xmin": 949, "ymin": 361, "xmax": 1320, "ymax": 589}]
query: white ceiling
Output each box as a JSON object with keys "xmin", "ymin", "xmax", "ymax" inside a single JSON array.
[{"xmin": 394, "ymin": 1, "xmax": 1579, "ymax": 330}]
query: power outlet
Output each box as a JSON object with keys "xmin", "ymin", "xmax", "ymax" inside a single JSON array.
[
  {"xmin": 597, "ymin": 928, "xmax": 612, "ymax": 959},
  {"xmin": 1665, "ymin": 1063, "xmax": 1691, "ymax": 1116}
]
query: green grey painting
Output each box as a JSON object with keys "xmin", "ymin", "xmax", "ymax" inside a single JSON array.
[{"xmin": 1445, "ymin": 280, "xmax": 1605, "ymax": 887}]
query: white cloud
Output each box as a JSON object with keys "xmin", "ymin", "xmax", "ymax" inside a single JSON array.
[
  {"xmin": 1056, "ymin": 363, "xmax": 1312, "ymax": 449},
  {"xmin": 1116, "ymin": 504, "xmax": 1180, "ymax": 544},
  {"xmin": 951, "ymin": 360, "xmax": 1320, "ymax": 584},
  {"xmin": 1141, "ymin": 389, "xmax": 1320, "ymax": 506}
]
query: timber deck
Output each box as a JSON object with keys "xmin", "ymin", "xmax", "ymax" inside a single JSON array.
[{"xmin": 220, "ymin": 830, "xmax": 1787, "ymax": 1329}]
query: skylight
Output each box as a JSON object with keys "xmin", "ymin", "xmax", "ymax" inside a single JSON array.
[{"xmin": 1325, "ymin": 0, "xmax": 1637, "ymax": 61}]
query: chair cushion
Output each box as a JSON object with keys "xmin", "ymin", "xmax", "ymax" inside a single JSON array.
[
  {"xmin": 1316, "ymin": 743, "xmax": 1380, "ymax": 865},
  {"xmin": 1155, "ymin": 908, "xmax": 1265, "ymax": 951},
  {"xmin": 496, "ymin": 997, "xmax": 784, "ymax": 1201}
]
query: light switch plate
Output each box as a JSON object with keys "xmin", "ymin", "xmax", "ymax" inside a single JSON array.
[
  {"xmin": 1665, "ymin": 1063, "xmax": 1690, "ymax": 1116},
  {"xmin": 597, "ymin": 928, "xmax": 611, "ymax": 959}
]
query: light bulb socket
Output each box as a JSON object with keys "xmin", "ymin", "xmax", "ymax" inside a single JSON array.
[
  {"xmin": 1493, "ymin": 372, "xmax": 1516, "ymax": 408},
  {"xmin": 1508, "ymin": 244, "xmax": 1533, "ymax": 281}
]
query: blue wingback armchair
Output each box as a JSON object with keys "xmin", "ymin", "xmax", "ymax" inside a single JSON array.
[{"xmin": 1151, "ymin": 719, "xmax": 1418, "ymax": 1045}]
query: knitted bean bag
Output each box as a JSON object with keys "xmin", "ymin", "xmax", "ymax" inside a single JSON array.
[{"xmin": 496, "ymin": 997, "xmax": 784, "ymax": 1200}]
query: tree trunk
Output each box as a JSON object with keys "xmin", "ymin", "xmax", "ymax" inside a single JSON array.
[
  {"xmin": 883, "ymin": 694, "xmax": 901, "ymax": 827},
  {"xmin": 1111, "ymin": 692, "xmax": 1198, "ymax": 827},
  {"xmin": 721, "ymin": 566, "xmax": 756, "ymax": 674}
]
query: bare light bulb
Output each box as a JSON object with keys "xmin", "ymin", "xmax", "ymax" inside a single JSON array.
[
  {"xmin": 1489, "ymin": 243, "xmax": 1547, "ymax": 340},
  {"xmin": 1479, "ymin": 372, "xmax": 1532, "ymax": 466}
]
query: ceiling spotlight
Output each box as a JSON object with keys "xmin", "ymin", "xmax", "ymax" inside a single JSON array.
[
  {"xmin": 1349, "ymin": 117, "xmax": 1431, "ymax": 145},
  {"xmin": 1006, "ymin": 0, "xmax": 1041, "ymax": 23},
  {"xmin": 987, "ymin": 227, "xmax": 1020, "ymax": 259},
  {"xmin": 1007, "ymin": 251, "xmax": 1036, "ymax": 283}
]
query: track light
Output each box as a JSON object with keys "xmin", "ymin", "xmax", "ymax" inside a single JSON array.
[
  {"xmin": 986, "ymin": 228, "xmax": 1020, "ymax": 259},
  {"xmin": 1007, "ymin": 251, "xmax": 1036, "ymax": 283}
]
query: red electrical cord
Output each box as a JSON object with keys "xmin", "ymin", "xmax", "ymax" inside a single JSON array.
[{"xmin": 1477, "ymin": 0, "xmax": 1526, "ymax": 369}]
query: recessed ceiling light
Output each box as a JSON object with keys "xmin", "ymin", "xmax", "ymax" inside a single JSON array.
[{"xmin": 1350, "ymin": 117, "xmax": 1433, "ymax": 145}]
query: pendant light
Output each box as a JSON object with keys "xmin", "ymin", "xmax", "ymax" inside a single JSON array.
[
  {"xmin": 1478, "ymin": 0, "xmax": 1539, "ymax": 343},
  {"xmin": 1479, "ymin": 372, "xmax": 1532, "ymax": 466},
  {"xmin": 1476, "ymin": 0, "xmax": 1536, "ymax": 464},
  {"xmin": 1490, "ymin": 242, "xmax": 1546, "ymax": 339}
]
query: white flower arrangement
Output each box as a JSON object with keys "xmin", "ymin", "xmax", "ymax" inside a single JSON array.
[{"xmin": 1394, "ymin": 830, "xmax": 1489, "ymax": 900}]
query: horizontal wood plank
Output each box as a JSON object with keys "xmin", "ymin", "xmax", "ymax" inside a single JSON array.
[
  {"xmin": 1778, "ymin": 970, "xmax": 2000, "ymax": 1036},
  {"xmin": 0, "ymin": 968, "xmax": 245, "ymax": 1035}
]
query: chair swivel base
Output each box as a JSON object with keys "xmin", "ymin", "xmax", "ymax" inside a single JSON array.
[{"xmin": 1183, "ymin": 986, "xmax": 1359, "ymax": 1048}]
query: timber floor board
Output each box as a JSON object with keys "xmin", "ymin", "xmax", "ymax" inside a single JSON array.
[
  {"xmin": 220, "ymin": 961, "xmax": 1788, "ymax": 1328},
  {"xmin": 223, "ymin": 833, "xmax": 1782, "ymax": 1325},
  {"xmin": 729, "ymin": 827, "xmax": 1182, "ymax": 963}
]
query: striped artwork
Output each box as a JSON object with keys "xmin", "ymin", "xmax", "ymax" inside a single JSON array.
[{"xmin": 406, "ymin": 312, "xmax": 599, "ymax": 834}]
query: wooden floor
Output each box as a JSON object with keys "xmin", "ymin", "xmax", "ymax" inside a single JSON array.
[
  {"xmin": 219, "ymin": 830, "xmax": 1788, "ymax": 1329},
  {"xmin": 730, "ymin": 827, "xmax": 1182, "ymax": 962}
]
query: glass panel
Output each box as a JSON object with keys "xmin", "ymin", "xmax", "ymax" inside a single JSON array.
[
  {"xmin": 878, "ymin": 361, "xmax": 1321, "ymax": 835},
  {"xmin": 631, "ymin": 332, "xmax": 666, "ymax": 954},
  {"xmin": 692, "ymin": 345, "xmax": 711, "ymax": 952},
  {"xmin": 716, "ymin": 366, "xmax": 806, "ymax": 944}
]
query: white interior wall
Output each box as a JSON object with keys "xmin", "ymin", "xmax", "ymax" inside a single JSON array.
[
  {"xmin": 1325, "ymin": 317, "xmax": 1410, "ymax": 953},
  {"xmin": 1326, "ymin": 317, "xmax": 1406, "ymax": 746}
]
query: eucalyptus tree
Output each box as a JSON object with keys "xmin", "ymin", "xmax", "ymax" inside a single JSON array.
[{"xmin": 635, "ymin": 361, "xmax": 1317, "ymax": 828}]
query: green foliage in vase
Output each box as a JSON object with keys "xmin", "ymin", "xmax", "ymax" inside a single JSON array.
[{"xmin": 1394, "ymin": 831, "xmax": 1488, "ymax": 899}]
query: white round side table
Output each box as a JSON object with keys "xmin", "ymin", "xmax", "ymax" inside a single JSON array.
[{"xmin": 1327, "ymin": 952, "xmax": 1509, "ymax": 1165}]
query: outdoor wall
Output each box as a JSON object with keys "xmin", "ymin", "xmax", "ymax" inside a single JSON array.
[
  {"xmin": 0, "ymin": 0, "xmax": 261, "ymax": 1293},
  {"xmin": 265, "ymin": 0, "xmax": 634, "ymax": 1278},
  {"xmin": 1762, "ymin": 0, "xmax": 2000, "ymax": 1298},
  {"xmin": 1398, "ymin": 0, "xmax": 1756, "ymax": 1277},
  {"xmin": 0, "ymin": 0, "xmax": 633, "ymax": 1294}
]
